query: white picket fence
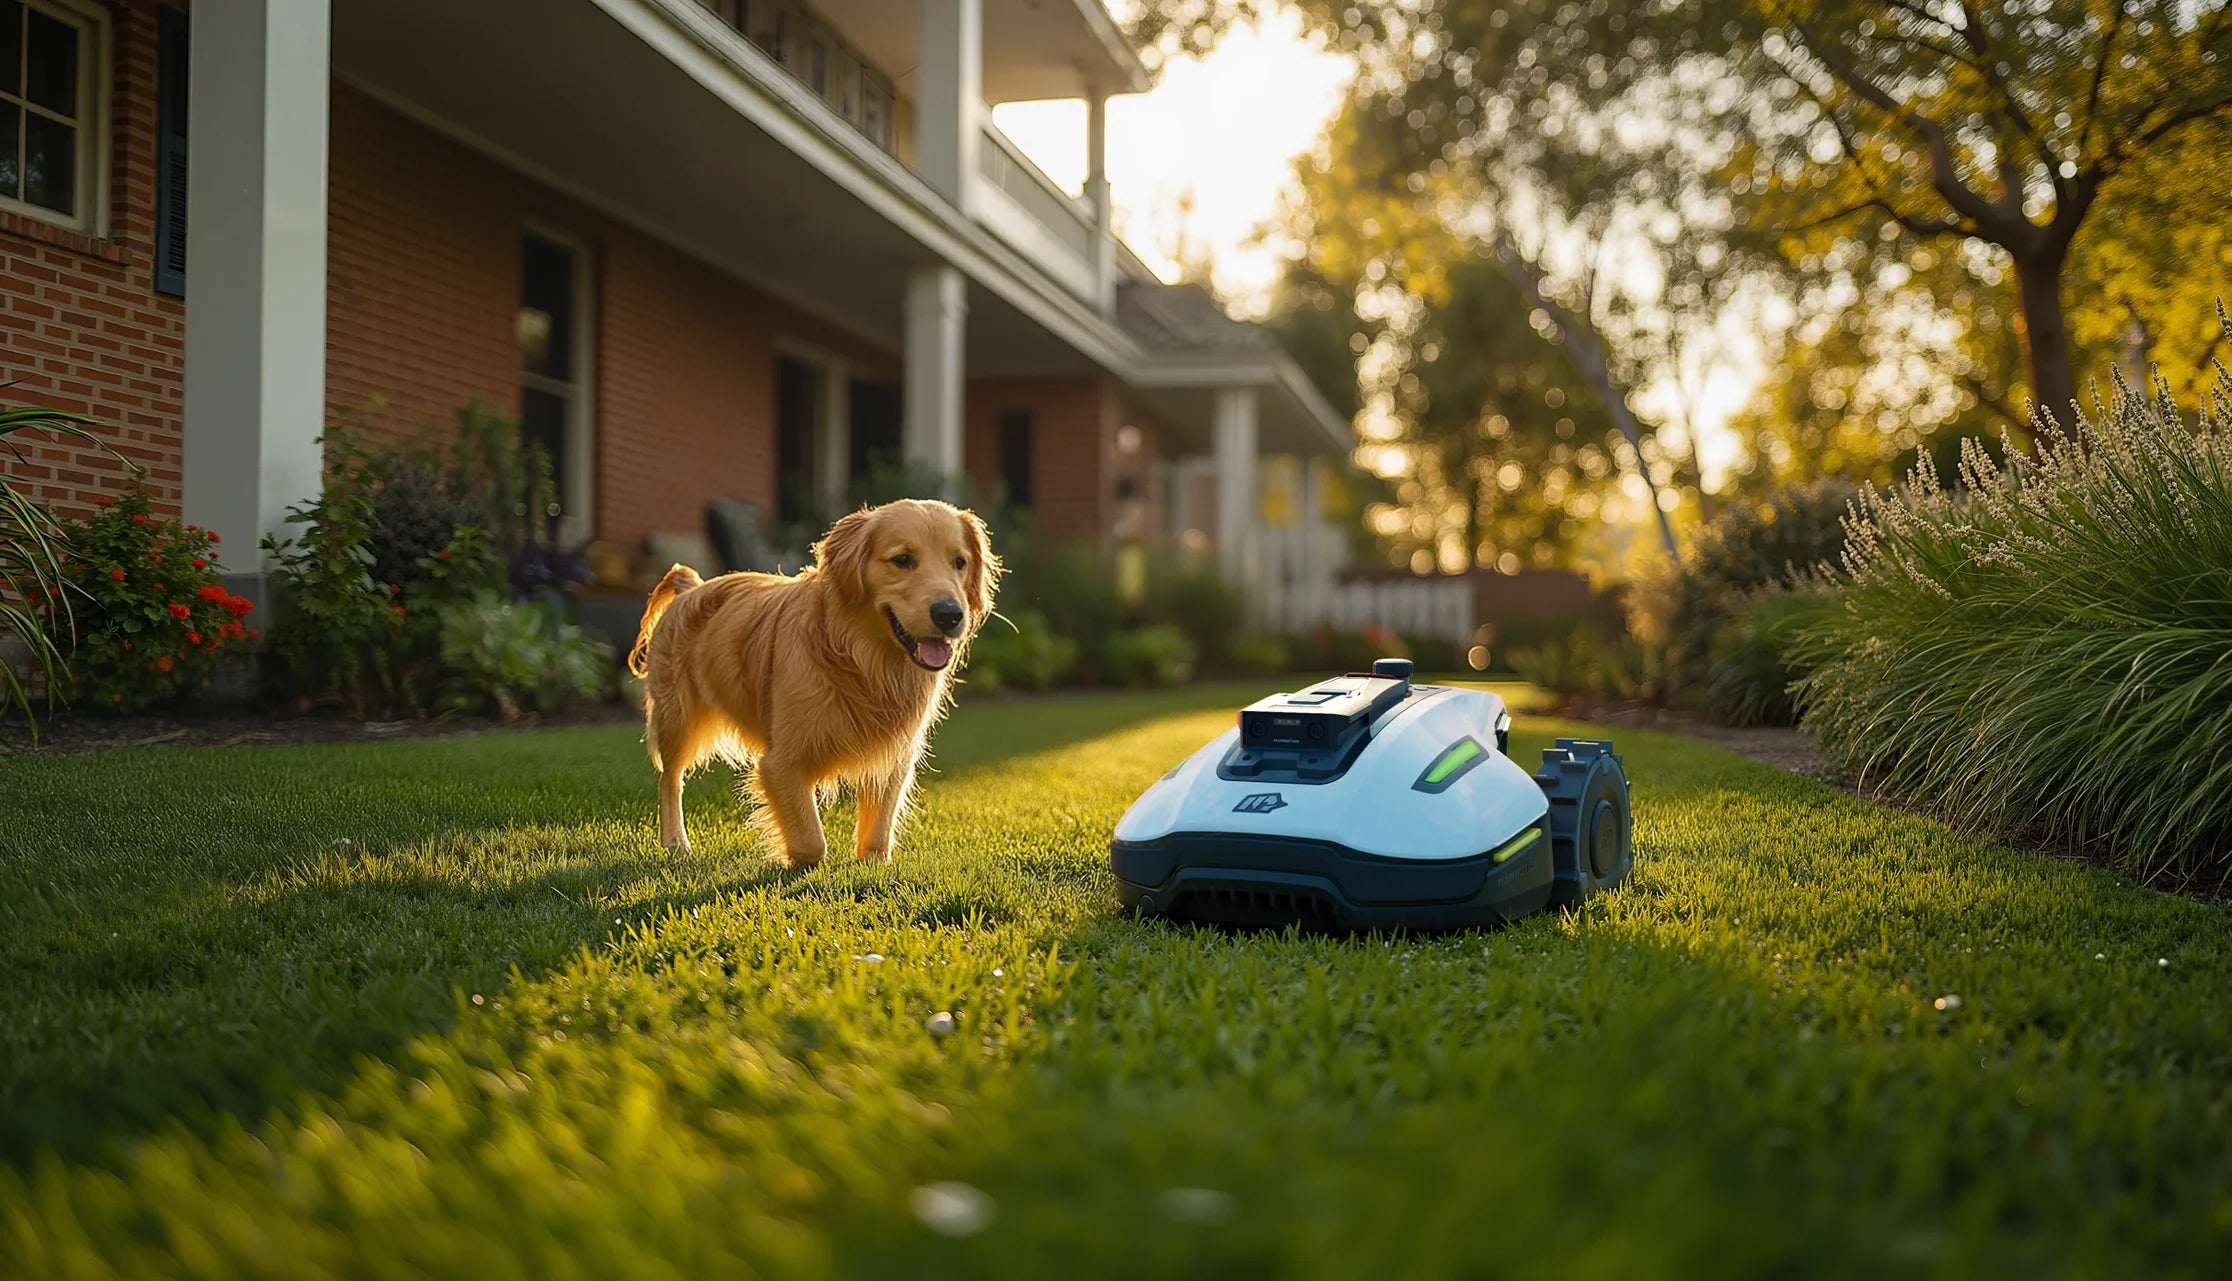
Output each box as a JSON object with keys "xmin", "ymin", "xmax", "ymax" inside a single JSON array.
[{"xmin": 1244, "ymin": 518, "xmax": 1476, "ymax": 649}]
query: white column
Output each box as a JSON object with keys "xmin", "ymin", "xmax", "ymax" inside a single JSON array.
[
  {"xmin": 816, "ymin": 361, "xmax": 851, "ymax": 513},
  {"xmin": 903, "ymin": 265, "xmax": 967, "ymax": 485},
  {"xmin": 1213, "ymin": 387, "xmax": 1258, "ymax": 583},
  {"xmin": 1086, "ymin": 92, "xmax": 1116, "ymax": 312},
  {"xmin": 181, "ymin": 0, "xmax": 330, "ymax": 580},
  {"xmin": 916, "ymin": 0, "xmax": 981, "ymax": 205}
]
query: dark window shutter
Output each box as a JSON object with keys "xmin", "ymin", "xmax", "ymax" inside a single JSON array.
[{"xmin": 153, "ymin": 10, "xmax": 189, "ymax": 298}]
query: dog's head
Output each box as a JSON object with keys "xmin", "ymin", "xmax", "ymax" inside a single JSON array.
[{"xmin": 813, "ymin": 499, "xmax": 1001, "ymax": 673}]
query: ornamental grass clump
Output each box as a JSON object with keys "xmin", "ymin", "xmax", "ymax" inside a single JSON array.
[{"xmin": 1797, "ymin": 347, "xmax": 2232, "ymax": 887}]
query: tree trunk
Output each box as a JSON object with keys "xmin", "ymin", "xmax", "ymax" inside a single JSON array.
[{"xmin": 2014, "ymin": 248, "xmax": 2079, "ymax": 439}]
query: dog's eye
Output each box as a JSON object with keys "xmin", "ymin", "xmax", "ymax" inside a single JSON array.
[
  {"xmin": 952, "ymin": 556, "xmax": 967, "ymax": 571},
  {"xmin": 892, "ymin": 553, "xmax": 916, "ymax": 571}
]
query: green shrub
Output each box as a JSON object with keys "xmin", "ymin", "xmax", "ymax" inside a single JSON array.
[
  {"xmin": 1141, "ymin": 549, "xmax": 1246, "ymax": 667},
  {"xmin": 1508, "ymin": 627, "xmax": 1656, "ymax": 701},
  {"xmin": 1105, "ymin": 624, "xmax": 1197, "ymax": 688},
  {"xmin": 1225, "ymin": 634, "xmax": 1291, "ymax": 675},
  {"xmin": 39, "ymin": 489, "xmax": 255, "ymax": 713},
  {"xmin": 995, "ymin": 538, "xmax": 1124, "ymax": 679},
  {"xmin": 436, "ymin": 594, "xmax": 613, "ymax": 720},
  {"xmin": 1703, "ymin": 583, "xmax": 1840, "ymax": 728},
  {"xmin": 1401, "ymin": 633, "xmax": 1465, "ymax": 674},
  {"xmin": 965, "ymin": 609, "xmax": 1078, "ymax": 694},
  {"xmin": 264, "ymin": 433, "xmax": 438, "ymax": 718},
  {"xmin": 1629, "ymin": 478, "xmax": 1857, "ymax": 705},
  {"xmin": 1298, "ymin": 624, "xmax": 1407, "ymax": 673},
  {"xmin": 1797, "ymin": 360, "xmax": 2232, "ymax": 886}
]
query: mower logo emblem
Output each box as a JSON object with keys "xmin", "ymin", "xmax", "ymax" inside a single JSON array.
[{"xmin": 1232, "ymin": 792, "xmax": 1288, "ymax": 814}]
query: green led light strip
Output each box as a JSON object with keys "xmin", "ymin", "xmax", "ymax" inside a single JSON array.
[
  {"xmin": 1423, "ymin": 738, "xmax": 1483, "ymax": 784},
  {"xmin": 1490, "ymin": 827, "xmax": 1540, "ymax": 864}
]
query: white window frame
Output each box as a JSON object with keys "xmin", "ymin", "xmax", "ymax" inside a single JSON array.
[
  {"xmin": 520, "ymin": 223, "xmax": 598, "ymax": 546},
  {"xmin": 0, "ymin": 0, "xmax": 109, "ymax": 235}
]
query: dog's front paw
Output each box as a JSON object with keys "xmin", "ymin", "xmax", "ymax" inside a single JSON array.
[
  {"xmin": 856, "ymin": 843, "xmax": 892, "ymax": 865},
  {"xmin": 662, "ymin": 836, "xmax": 692, "ymax": 854},
  {"xmin": 783, "ymin": 845, "xmax": 826, "ymax": 871}
]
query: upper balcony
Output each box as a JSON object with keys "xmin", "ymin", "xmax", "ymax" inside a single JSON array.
[{"xmin": 680, "ymin": 0, "xmax": 1139, "ymax": 308}]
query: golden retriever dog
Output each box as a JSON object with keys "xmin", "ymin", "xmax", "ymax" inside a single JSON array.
[{"xmin": 627, "ymin": 499, "xmax": 1000, "ymax": 867}]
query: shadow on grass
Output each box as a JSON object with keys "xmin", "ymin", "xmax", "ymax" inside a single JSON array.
[{"xmin": 0, "ymin": 683, "xmax": 1253, "ymax": 1163}]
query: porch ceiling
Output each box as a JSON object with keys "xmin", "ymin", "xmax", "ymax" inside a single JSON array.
[{"xmin": 331, "ymin": 0, "xmax": 1100, "ymax": 379}]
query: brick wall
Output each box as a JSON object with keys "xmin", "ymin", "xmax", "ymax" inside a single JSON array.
[
  {"xmin": 1, "ymin": 0, "xmax": 186, "ymax": 519},
  {"xmin": 326, "ymin": 85, "xmax": 897, "ymax": 553},
  {"xmin": 963, "ymin": 373, "xmax": 1127, "ymax": 542}
]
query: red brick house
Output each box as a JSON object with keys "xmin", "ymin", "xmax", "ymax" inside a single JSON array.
[{"xmin": 1, "ymin": 0, "xmax": 1349, "ymax": 606}]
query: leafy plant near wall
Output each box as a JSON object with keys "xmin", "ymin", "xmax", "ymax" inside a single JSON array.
[
  {"xmin": 264, "ymin": 407, "xmax": 599, "ymax": 720},
  {"xmin": 264, "ymin": 431, "xmax": 430, "ymax": 719},
  {"xmin": 964, "ymin": 608, "xmax": 1080, "ymax": 695},
  {"xmin": 41, "ymin": 490, "xmax": 255, "ymax": 713},
  {"xmin": 1, "ymin": 398, "xmax": 115, "ymax": 732},
  {"xmin": 435, "ymin": 593, "xmax": 613, "ymax": 721}
]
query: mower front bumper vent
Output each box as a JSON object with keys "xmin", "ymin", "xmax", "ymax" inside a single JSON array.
[{"xmin": 1110, "ymin": 825, "xmax": 1553, "ymax": 931}]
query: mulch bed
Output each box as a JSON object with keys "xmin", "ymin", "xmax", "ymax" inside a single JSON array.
[{"xmin": 0, "ymin": 701, "xmax": 640, "ymax": 757}]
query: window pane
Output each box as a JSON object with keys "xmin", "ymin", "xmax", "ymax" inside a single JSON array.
[
  {"xmin": 23, "ymin": 111, "xmax": 72, "ymax": 214},
  {"xmin": 0, "ymin": 2, "xmax": 22, "ymax": 99},
  {"xmin": 25, "ymin": 7, "xmax": 76, "ymax": 117},
  {"xmin": 521, "ymin": 387, "xmax": 569, "ymax": 515},
  {"xmin": 0, "ymin": 103, "xmax": 18, "ymax": 198},
  {"xmin": 519, "ymin": 236, "xmax": 575, "ymax": 381}
]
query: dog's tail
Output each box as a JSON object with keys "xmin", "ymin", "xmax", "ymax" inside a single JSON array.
[{"xmin": 628, "ymin": 564, "xmax": 703, "ymax": 679}]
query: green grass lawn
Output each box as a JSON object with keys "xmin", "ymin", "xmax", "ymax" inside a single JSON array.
[{"xmin": 2, "ymin": 684, "xmax": 2228, "ymax": 1278}]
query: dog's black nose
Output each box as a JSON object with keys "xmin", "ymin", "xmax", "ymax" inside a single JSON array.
[{"xmin": 929, "ymin": 597, "xmax": 965, "ymax": 636}]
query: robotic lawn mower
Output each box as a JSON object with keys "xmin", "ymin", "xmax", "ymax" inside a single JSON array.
[{"xmin": 1110, "ymin": 659, "xmax": 1633, "ymax": 931}]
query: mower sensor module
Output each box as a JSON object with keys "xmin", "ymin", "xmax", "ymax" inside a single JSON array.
[{"xmin": 1110, "ymin": 658, "xmax": 1633, "ymax": 931}]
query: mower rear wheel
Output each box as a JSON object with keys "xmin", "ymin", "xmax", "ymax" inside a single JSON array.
[{"xmin": 1534, "ymin": 738, "xmax": 1633, "ymax": 907}]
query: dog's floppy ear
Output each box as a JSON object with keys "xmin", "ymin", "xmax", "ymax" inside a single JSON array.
[
  {"xmin": 814, "ymin": 507, "xmax": 877, "ymax": 604},
  {"xmin": 960, "ymin": 508, "xmax": 1002, "ymax": 625}
]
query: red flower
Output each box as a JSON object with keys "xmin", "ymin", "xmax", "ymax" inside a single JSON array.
[
  {"xmin": 131, "ymin": 513, "xmax": 148, "ymax": 524},
  {"xmin": 248, "ymin": 626, "xmax": 262, "ymax": 642},
  {"xmin": 393, "ymin": 605, "xmax": 407, "ymax": 617},
  {"xmin": 207, "ymin": 532, "xmax": 221, "ymax": 544},
  {"xmin": 389, "ymin": 583, "xmax": 401, "ymax": 595},
  {"xmin": 435, "ymin": 547, "xmax": 451, "ymax": 560},
  {"xmin": 192, "ymin": 558, "xmax": 208, "ymax": 570},
  {"xmin": 185, "ymin": 524, "xmax": 199, "ymax": 532},
  {"xmin": 185, "ymin": 630, "xmax": 202, "ymax": 646},
  {"xmin": 109, "ymin": 568, "xmax": 126, "ymax": 582},
  {"xmin": 156, "ymin": 656, "xmax": 173, "ymax": 673},
  {"xmin": 224, "ymin": 595, "xmax": 253, "ymax": 619},
  {"xmin": 149, "ymin": 551, "xmax": 164, "ymax": 562},
  {"xmin": 94, "ymin": 496, "xmax": 114, "ymax": 506},
  {"xmin": 198, "ymin": 584, "xmax": 228, "ymax": 603},
  {"xmin": 153, "ymin": 583, "xmax": 164, "ymax": 592},
  {"xmin": 168, "ymin": 603, "xmax": 191, "ymax": 620},
  {"xmin": 121, "ymin": 640, "xmax": 132, "ymax": 651}
]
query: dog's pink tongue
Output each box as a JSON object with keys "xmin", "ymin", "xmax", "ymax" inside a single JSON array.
[{"xmin": 916, "ymin": 638, "xmax": 954, "ymax": 670}]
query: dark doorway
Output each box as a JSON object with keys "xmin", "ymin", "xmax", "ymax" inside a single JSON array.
[
  {"xmin": 998, "ymin": 411, "xmax": 1033, "ymax": 510},
  {"xmin": 848, "ymin": 378, "xmax": 903, "ymax": 488},
  {"xmin": 775, "ymin": 357, "xmax": 819, "ymax": 524}
]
